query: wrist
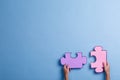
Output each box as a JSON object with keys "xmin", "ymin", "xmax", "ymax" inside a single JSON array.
[
  {"xmin": 106, "ymin": 70, "xmax": 110, "ymax": 74},
  {"xmin": 65, "ymin": 74, "xmax": 68, "ymax": 77},
  {"xmin": 106, "ymin": 72, "xmax": 110, "ymax": 76},
  {"xmin": 64, "ymin": 74, "xmax": 69, "ymax": 80}
]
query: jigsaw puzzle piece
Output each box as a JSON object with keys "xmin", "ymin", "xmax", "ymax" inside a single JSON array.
[
  {"xmin": 61, "ymin": 52, "xmax": 71, "ymax": 65},
  {"xmin": 77, "ymin": 52, "xmax": 87, "ymax": 66},
  {"xmin": 60, "ymin": 52, "xmax": 87, "ymax": 68},
  {"xmin": 90, "ymin": 46, "xmax": 107, "ymax": 73}
]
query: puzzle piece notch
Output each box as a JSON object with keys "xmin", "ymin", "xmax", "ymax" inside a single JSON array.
[
  {"xmin": 91, "ymin": 46, "xmax": 107, "ymax": 73},
  {"xmin": 60, "ymin": 52, "xmax": 87, "ymax": 68}
]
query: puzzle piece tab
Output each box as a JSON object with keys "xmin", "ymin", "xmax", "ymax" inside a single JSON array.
[
  {"xmin": 90, "ymin": 46, "xmax": 107, "ymax": 73},
  {"xmin": 60, "ymin": 52, "xmax": 87, "ymax": 68}
]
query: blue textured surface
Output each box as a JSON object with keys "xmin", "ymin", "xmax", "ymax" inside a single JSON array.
[{"xmin": 0, "ymin": 0, "xmax": 119, "ymax": 80}]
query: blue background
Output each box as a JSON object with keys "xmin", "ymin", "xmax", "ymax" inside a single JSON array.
[{"xmin": 0, "ymin": 0, "xmax": 119, "ymax": 80}]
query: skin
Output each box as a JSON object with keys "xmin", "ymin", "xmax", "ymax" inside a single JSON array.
[
  {"xmin": 63, "ymin": 65, "xmax": 70, "ymax": 80},
  {"xmin": 63, "ymin": 62, "xmax": 110, "ymax": 80},
  {"xmin": 104, "ymin": 62, "xmax": 110, "ymax": 80}
]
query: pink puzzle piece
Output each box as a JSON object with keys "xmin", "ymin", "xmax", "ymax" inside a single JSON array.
[
  {"xmin": 91, "ymin": 46, "xmax": 107, "ymax": 73},
  {"xmin": 60, "ymin": 52, "xmax": 87, "ymax": 68}
]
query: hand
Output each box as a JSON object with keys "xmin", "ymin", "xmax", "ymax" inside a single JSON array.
[
  {"xmin": 64, "ymin": 64, "xmax": 70, "ymax": 76},
  {"xmin": 103, "ymin": 62, "xmax": 110, "ymax": 75},
  {"xmin": 63, "ymin": 65, "xmax": 70, "ymax": 80}
]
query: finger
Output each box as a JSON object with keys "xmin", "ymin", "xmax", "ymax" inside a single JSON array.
[
  {"xmin": 64, "ymin": 64, "xmax": 66, "ymax": 69},
  {"xmin": 106, "ymin": 61, "xmax": 109, "ymax": 65},
  {"xmin": 69, "ymin": 68, "xmax": 71, "ymax": 71},
  {"xmin": 103, "ymin": 62, "xmax": 106, "ymax": 67},
  {"xmin": 66, "ymin": 65, "xmax": 71, "ymax": 71},
  {"xmin": 66, "ymin": 65, "xmax": 69, "ymax": 69},
  {"xmin": 107, "ymin": 62, "xmax": 110, "ymax": 67}
]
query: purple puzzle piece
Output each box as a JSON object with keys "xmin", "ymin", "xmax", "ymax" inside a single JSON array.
[{"xmin": 60, "ymin": 52, "xmax": 87, "ymax": 68}]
